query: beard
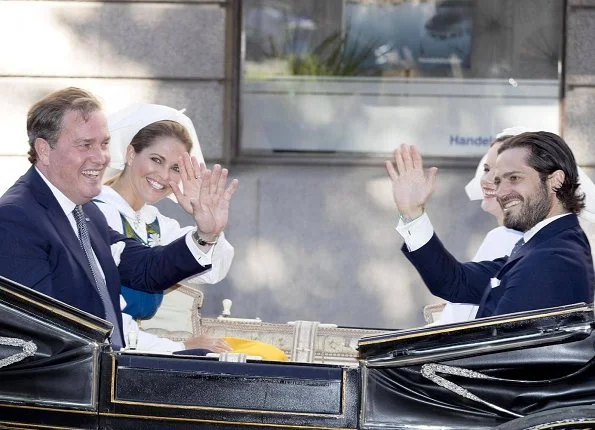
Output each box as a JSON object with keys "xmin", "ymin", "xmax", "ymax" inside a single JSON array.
[{"xmin": 501, "ymin": 182, "xmax": 551, "ymax": 232}]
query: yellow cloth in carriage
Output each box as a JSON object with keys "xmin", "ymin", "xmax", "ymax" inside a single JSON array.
[{"xmin": 224, "ymin": 336, "xmax": 288, "ymax": 361}]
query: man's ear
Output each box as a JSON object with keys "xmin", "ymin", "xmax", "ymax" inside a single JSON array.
[
  {"xmin": 548, "ymin": 170, "xmax": 565, "ymax": 192},
  {"xmin": 34, "ymin": 138, "xmax": 51, "ymax": 166}
]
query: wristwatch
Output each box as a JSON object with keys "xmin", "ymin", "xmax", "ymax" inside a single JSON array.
[{"xmin": 192, "ymin": 230, "xmax": 219, "ymax": 246}]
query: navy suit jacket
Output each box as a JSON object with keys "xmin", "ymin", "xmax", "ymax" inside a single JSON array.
[
  {"xmin": 0, "ymin": 167, "xmax": 210, "ymax": 345},
  {"xmin": 403, "ymin": 214, "xmax": 594, "ymax": 318}
]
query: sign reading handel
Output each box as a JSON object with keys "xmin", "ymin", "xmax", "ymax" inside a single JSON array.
[
  {"xmin": 241, "ymin": 77, "xmax": 559, "ymax": 157},
  {"xmin": 450, "ymin": 135, "xmax": 494, "ymax": 147}
]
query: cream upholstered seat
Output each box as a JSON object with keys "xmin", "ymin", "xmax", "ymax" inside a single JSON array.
[
  {"xmin": 143, "ymin": 289, "xmax": 389, "ymax": 365},
  {"xmin": 200, "ymin": 301, "xmax": 389, "ymax": 365},
  {"xmin": 423, "ymin": 302, "xmax": 447, "ymax": 324},
  {"xmin": 138, "ymin": 283, "xmax": 203, "ymax": 341},
  {"xmin": 423, "ymin": 302, "xmax": 480, "ymax": 325}
]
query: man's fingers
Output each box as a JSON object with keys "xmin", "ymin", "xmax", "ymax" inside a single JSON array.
[
  {"xmin": 393, "ymin": 147, "xmax": 406, "ymax": 175},
  {"xmin": 385, "ymin": 160, "xmax": 399, "ymax": 181},
  {"xmin": 427, "ymin": 166, "xmax": 439, "ymax": 193},
  {"xmin": 223, "ymin": 178, "xmax": 239, "ymax": 201},
  {"xmin": 401, "ymin": 144, "xmax": 415, "ymax": 171},
  {"xmin": 411, "ymin": 145, "xmax": 423, "ymax": 170}
]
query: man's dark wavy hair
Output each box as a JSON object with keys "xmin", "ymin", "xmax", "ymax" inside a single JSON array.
[{"xmin": 497, "ymin": 131, "xmax": 585, "ymax": 214}]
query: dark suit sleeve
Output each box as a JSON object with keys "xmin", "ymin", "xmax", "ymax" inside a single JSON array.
[
  {"xmin": 402, "ymin": 234, "xmax": 504, "ymax": 304},
  {"xmin": 0, "ymin": 204, "xmax": 54, "ymax": 294},
  {"xmin": 493, "ymin": 249, "xmax": 593, "ymax": 315},
  {"xmin": 112, "ymin": 229, "xmax": 211, "ymax": 293}
]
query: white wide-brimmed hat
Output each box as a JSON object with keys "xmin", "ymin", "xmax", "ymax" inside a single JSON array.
[{"xmin": 107, "ymin": 103, "xmax": 205, "ymax": 171}]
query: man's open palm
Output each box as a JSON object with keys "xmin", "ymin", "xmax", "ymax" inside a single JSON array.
[{"xmin": 385, "ymin": 144, "xmax": 437, "ymax": 218}]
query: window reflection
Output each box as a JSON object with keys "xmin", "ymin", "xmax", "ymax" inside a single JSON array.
[{"xmin": 241, "ymin": 0, "xmax": 563, "ymax": 156}]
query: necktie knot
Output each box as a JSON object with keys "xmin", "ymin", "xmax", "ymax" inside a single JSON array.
[
  {"xmin": 73, "ymin": 205, "xmax": 85, "ymax": 225},
  {"xmin": 510, "ymin": 238, "xmax": 525, "ymax": 258}
]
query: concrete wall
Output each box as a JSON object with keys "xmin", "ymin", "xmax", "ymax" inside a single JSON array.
[
  {"xmin": 158, "ymin": 163, "xmax": 497, "ymax": 328},
  {"xmin": 0, "ymin": 0, "xmax": 229, "ymax": 194},
  {"xmin": 1, "ymin": 0, "xmax": 594, "ymax": 330},
  {"xmin": 565, "ymin": 0, "xmax": 595, "ymax": 165}
]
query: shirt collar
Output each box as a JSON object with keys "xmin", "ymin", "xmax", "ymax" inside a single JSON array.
[
  {"xmin": 523, "ymin": 213, "xmax": 571, "ymax": 243},
  {"xmin": 35, "ymin": 166, "xmax": 77, "ymax": 216},
  {"xmin": 97, "ymin": 185, "xmax": 158, "ymax": 225}
]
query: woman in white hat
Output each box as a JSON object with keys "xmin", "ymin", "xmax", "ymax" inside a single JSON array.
[{"xmin": 94, "ymin": 103, "xmax": 236, "ymax": 353}]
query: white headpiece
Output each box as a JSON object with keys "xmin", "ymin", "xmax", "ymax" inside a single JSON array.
[
  {"xmin": 107, "ymin": 103, "xmax": 205, "ymax": 171},
  {"xmin": 464, "ymin": 126, "xmax": 595, "ymax": 222},
  {"xmin": 495, "ymin": 126, "xmax": 533, "ymax": 140}
]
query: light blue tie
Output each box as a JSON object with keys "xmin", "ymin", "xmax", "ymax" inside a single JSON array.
[{"xmin": 73, "ymin": 205, "xmax": 122, "ymax": 349}]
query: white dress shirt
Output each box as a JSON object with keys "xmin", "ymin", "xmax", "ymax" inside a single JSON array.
[{"xmin": 35, "ymin": 168, "xmax": 108, "ymax": 280}]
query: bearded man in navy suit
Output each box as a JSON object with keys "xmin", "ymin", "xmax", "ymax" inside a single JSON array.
[
  {"xmin": 386, "ymin": 132, "xmax": 594, "ymax": 318},
  {"xmin": 0, "ymin": 87, "xmax": 238, "ymax": 348}
]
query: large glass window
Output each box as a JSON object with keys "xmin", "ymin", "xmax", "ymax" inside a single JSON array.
[{"xmin": 241, "ymin": 0, "xmax": 564, "ymax": 158}]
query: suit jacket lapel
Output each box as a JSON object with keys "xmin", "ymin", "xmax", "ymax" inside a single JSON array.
[
  {"xmin": 27, "ymin": 167, "xmax": 97, "ymax": 287},
  {"xmin": 498, "ymin": 214, "xmax": 579, "ymax": 275}
]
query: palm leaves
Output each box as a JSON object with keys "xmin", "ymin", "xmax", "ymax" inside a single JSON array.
[{"xmin": 288, "ymin": 31, "xmax": 377, "ymax": 76}]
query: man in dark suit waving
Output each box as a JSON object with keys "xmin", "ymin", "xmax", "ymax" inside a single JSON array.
[
  {"xmin": 0, "ymin": 87, "xmax": 238, "ymax": 348},
  {"xmin": 385, "ymin": 132, "xmax": 594, "ymax": 318}
]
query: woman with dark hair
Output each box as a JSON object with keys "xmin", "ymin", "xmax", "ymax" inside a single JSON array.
[{"xmin": 95, "ymin": 104, "xmax": 286, "ymax": 361}]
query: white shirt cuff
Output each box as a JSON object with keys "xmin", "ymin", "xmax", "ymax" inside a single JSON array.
[
  {"xmin": 111, "ymin": 241, "xmax": 126, "ymax": 266},
  {"xmin": 395, "ymin": 212, "xmax": 434, "ymax": 252},
  {"xmin": 185, "ymin": 230, "xmax": 214, "ymax": 267}
]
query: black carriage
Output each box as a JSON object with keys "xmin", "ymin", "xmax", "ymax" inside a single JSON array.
[{"xmin": 1, "ymin": 274, "xmax": 595, "ymax": 429}]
